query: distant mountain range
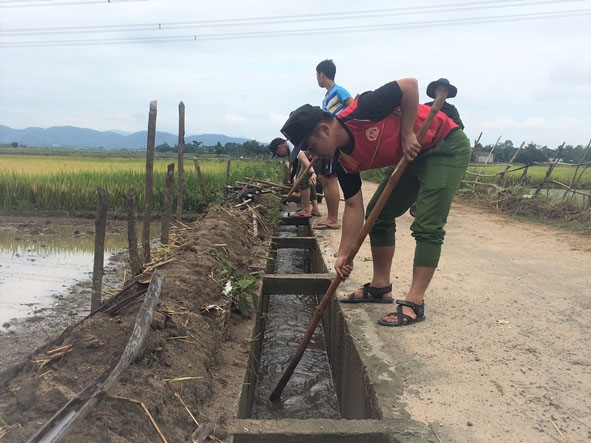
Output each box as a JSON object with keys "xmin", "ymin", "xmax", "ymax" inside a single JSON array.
[{"xmin": 0, "ymin": 124, "xmax": 252, "ymax": 149}]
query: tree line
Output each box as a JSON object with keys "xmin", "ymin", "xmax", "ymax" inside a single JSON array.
[
  {"xmin": 4, "ymin": 138, "xmax": 588, "ymax": 164},
  {"xmin": 159, "ymin": 139, "xmax": 589, "ymax": 164},
  {"xmin": 155, "ymin": 140, "xmax": 270, "ymax": 158},
  {"xmin": 473, "ymin": 140, "xmax": 588, "ymax": 164}
]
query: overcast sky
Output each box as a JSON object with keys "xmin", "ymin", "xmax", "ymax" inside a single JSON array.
[{"xmin": 0, "ymin": 0, "xmax": 589, "ymax": 148}]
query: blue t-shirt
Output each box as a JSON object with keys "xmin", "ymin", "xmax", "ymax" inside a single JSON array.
[{"xmin": 322, "ymin": 84, "xmax": 352, "ymax": 116}]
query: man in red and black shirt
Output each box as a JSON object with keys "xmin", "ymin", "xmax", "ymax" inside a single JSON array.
[{"xmin": 281, "ymin": 78, "xmax": 471, "ymax": 327}]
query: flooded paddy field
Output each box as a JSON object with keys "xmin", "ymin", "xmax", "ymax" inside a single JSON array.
[
  {"xmin": 0, "ymin": 214, "xmax": 158, "ymax": 371},
  {"xmin": 1, "ymin": 216, "xmax": 122, "ymax": 324}
]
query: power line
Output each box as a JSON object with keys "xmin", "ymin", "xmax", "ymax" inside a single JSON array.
[
  {"xmin": 0, "ymin": 0, "xmax": 147, "ymax": 7},
  {"xmin": 1, "ymin": 9, "xmax": 587, "ymax": 48},
  {"xmin": 0, "ymin": 0, "xmax": 583, "ymax": 35}
]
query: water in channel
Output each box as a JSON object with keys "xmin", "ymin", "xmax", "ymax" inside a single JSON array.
[{"xmin": 250, "ymin": 226, "xmax": 340, "ymax": 419}]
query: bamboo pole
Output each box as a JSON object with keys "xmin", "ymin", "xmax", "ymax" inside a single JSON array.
[
  {"xmin": 28, "ymin": 271, "xmax": 164, "ymax": 443},
  {"xmin": 533, "ymin": 142, "xmax": 565, "ymax": 197},
  {"xmin": 126, "ymin": 189, "xmax": 143, "ymax": 276},
  {"xmin": 161, "ymin": 163, "xmax": 175, "ymax": 245},
  {"xmin": 497, "ymin": 141, "xmax": 525, "ymax": 186},
  {"xmin": 563, "ymin": 139, "xmax": 591, "ymax": 199},
  {"xmin": 143, "ymin": 100, "xmax": 157, "ymax": 264},
  {"xmin": 91, "ymin": 187, "xmax": 108, "ymax": 312},
  {"xmin": 192, "ymin": 157, "xmax": 209, "ymax": 204},
  {"xmin": 471, "ymin": 132, "xmax": 482, "ymax": 153},
  {"xmin": 244, "ymin": 177, "xmax": 290, "ymax": 190},
  {"xmin": 270, "ymin": 94, "xmax": 448, "ymax": 401},
  {"xmin": 472, "ymin": 135, "xmax": 501, "ymax": 190},
  {"xmin": 177, "ymin": 101, "xmax": 185, "ymax": 219},
  {"xmin": 224, "ymin": 158, "xmax": 232, "ymax": 197}
]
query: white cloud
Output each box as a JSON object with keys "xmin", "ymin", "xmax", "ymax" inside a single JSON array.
[{"xmin": 0, "ymin": 0, "xmax": 589, "ymax": 147}]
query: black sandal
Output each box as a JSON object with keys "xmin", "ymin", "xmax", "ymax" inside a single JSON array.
[
  {"xmin": 377, "ymin": 300, "xmax": 426, "ymax": 326},
  {"xmin": 340, "ymin": 283, "xmax": 394, "ymax": 304}
]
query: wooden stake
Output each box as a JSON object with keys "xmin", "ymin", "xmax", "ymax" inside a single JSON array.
[
  {"xmin": 193, "ymin": 157, "xmax": 209, "ymax": 204},
  {"xmin": 497, "ymin": 141, "xmax": 525, "ymax": 185},
  {"xmin": 91, "ymin": 187, "xmax": 108, "ymax": 312},
  {"xmin": 472, "ymin": 135, "xmax": 501, "ymax": 190},
  {"xmin": 126, "ymin": 189, "xmax": 143, "ymax": 276},
  {"xmin": 161, "ymin": 163, "xmax": 175, "ymax": 245},
  {"xmin": 224, "ymin": 158, "xmax": 232, "ymax": 197},
  {"xmin": 143, "ymin": 100, "xmax": 157, "ymax": 264},
  {"xmin": 177, "ymin": 101, "xmax": 186, "ymax": 219},
  {"xmin": 533, "ymin": 142, "xmax": 565, "ymax": 197}
]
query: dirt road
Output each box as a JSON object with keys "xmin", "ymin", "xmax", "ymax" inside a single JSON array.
[{"xmin": 316, "ymin": 181, "xmax": 591, "ymax": 442}]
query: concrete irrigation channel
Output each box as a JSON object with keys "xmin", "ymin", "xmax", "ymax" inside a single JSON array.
[
  {"xmin": 231, "ymin": 214, "xmax": 432, "ymax": 443},
  {"xmin": 0, "ymin": 198, "xmax": 433, "ymax": 442}
]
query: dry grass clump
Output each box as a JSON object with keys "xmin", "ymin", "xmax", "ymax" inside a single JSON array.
[{"xmin": 459, "ymin": 187, "xmax": 591, "ymax": 224}]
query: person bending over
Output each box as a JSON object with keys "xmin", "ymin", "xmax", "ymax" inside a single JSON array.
[
  {"xmin": 280, "ymin": 78, "xmax": 470, "ymax": 326},
  {"xmin": 268, "ymin": 137, "xmax": 321, "ymax": 218}
]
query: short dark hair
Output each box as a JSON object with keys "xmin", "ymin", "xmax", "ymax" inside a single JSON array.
[
  {"xmin": 268, "ymin": 137, "xmax": 285, "ymax": 158},
  {"xmin": 316, "ymin": 59, "xmax": 336, "ymax": 80}
]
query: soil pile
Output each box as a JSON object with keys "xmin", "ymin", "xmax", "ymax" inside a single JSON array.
[{"xmin": 0, "ymin": 194, "xmax": 279, "ymax": 442}]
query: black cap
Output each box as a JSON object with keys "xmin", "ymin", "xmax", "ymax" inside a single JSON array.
[
  {"xmin": 280, "ymin": 104, "xmax": 327, "ymax": 163},
  {"xmin": 268, "ymin": 137, "xmax": 285, "ymax": 158},
  {"xmin": 426, "ymin": 78, "xmax": 458, "ymax": 99}
]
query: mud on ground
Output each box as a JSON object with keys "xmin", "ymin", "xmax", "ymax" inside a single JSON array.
[{"xmin": 0, "ymin": 200, "xmax": 278, "ymax": 442}]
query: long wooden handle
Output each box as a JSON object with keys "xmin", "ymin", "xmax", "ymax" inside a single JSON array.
[
  {"xmin": 285, "ymin": 157, "xmax": 315, "ymax": 199},
  {"xmin": 269, "ymin": 94, "xmax": 448, "ymax": 401}
]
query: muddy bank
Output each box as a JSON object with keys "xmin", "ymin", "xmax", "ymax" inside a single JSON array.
[
  {"xmin": 0, "ymin": 196, "xmax": 278, "ymax": 442},
  {"xmin": 2, "ymin": 182, "xmax": 590, "ymax": 442}
]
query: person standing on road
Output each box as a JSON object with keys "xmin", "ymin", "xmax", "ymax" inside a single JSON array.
[
  {"xmin": 313, "ymin": 59, "xmax": 353, "ymax": 230},
  {"xmin": 268, "ymin": 137, "xmax": 322, "ymax": 218},
  {"xmin": 424, "ymin": 78, "xmax": 464, "ymax": 129},
  {"xmin": 409, "ymin": 78, "xmax": 465, "ymax": 217},
  {"xmin": 279, "ymin": 78, "xmax": 471, "ymax": 326}
]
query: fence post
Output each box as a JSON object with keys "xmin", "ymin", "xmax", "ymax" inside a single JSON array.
[
  {"xmin": 563, "ymin": 138, "xmax": 591, "ymax": 200},
  {"xmin": 126, "ymin": 189, "xmax": 143, "ymax": 277},
  {"xmin": 161, "ymin": 163, "xmax": 175, "ymax": 245},
  {"xmin": 472, "ymin": 135, "xmax": 501, "ymax": 190},
  {"xmin": 497, "ymin": 141, "xmax": 525, "ymax": 186},
  {"xmin": 471, "ymin": 132, "xmax": 482, "ymax": 154},
  {"xmin": 193, "ymin": 156, "xmax": 209, "ymax": 204},
  {"xmin": 92, "ymin": 187, "xmax": 108, "ymax": 312},
  {"xmin": 224, "ymin": 158, "xmax": 232, "ymax": 197},
  {"xmin": 533, "ymin": 142, "xmax": 565, "ymax": 197},
  {"xmin": 143, "ymin": 100, "xmax": 157, "ymax": 264},
  {"xmin": 520, "ymin": 166, "xmax": 529, "ymax": 186},
  {"xmin": 177, "ymin": 101, "xmax": 185, "ymax": 219}
]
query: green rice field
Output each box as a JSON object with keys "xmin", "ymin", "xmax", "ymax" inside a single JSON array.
[
  {"xmin": 0, "ymin": 154, "xmax": 285, "ymax": 212},
  {"xmin": 464, "ymin": 164, "xmax": 591, "ymax": 189},
  {"xmin": 3, "ymin": 151, "xmax": 589, "ymax": 213}
]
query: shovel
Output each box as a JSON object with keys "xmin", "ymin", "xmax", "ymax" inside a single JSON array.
[{"xmin": 270, "ymin": 94, "xmax": 448, "ymax": 401}]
